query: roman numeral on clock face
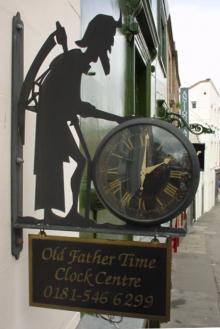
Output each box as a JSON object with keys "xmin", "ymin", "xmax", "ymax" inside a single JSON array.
[
  {"xmin": 139, "ymin": 133, "xmax": 149, "ymax": 147},
  {"xmin": 108, "ymin": 179, "xmax": 122, "ymax": 194},
  {"xmin": 138, "ymin": 198, "xmax": 147, "ymax": 213},
  {"xmin": 101, "ymin": 167, "xmax": 118, "ymax": 175},
  {"xmin": 156, "ymin": 196, "xmax": 164, "ymax": 208},
  {"xmin": 163, "ymin": 183, "xmax": 178, "ymax": 198},
  {"xmin": 121, "ymin": 192, "xmax": 132, "ymax": 207},
  {"xmin": 122, "ymin": 136, "xmax": 134, "ymax": 151},
  {"xmin": 170, "ymin": 170, "xmax": 185, "ymax": 179}
]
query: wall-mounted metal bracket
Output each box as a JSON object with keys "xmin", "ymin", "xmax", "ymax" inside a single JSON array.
[
  {"xmin": 121, "ymin": 0, "xmax": 141, "ymax": 42},
  {"xmin": 11, "ymin": 12, "xmax": 24, "ymax": 259},
  {"xmin": 157, "ymin": 100, "xmax": 215, "ymax": 135}
]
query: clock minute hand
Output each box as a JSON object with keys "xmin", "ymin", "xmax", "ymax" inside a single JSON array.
[{"xmin": 140, "ymin": 135, "xmax": 149, "ymax": 191}]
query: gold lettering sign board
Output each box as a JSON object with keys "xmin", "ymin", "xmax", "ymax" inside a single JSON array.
[{"xmin": 29, "ymin": 234, "xmax": 171, "ymax": 321}]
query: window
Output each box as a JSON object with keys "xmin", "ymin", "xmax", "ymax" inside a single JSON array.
[
  {"xmin": 151, "ymin": 0, "xmax": 158, "ymax": 29},
  {"xmin": 135, "ymin": 48, "xmax": 150, "ymax": 117},
  {"xmin": 157, "ymin": 0, "xmax": 167, "ymax": 74},
  {"xmin": 126, "ymin": 1, "xmax": 158, "ymax": 117},
  {"xmin": 191, "ymin": 101, "xmax": 197, "ymax": 109}
]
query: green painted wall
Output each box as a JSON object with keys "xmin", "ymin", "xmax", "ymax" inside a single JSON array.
[
  {"xmin": 79, "ymin": 0, "xmax": 157, "ymax": 233},
  {"xmin": 79, "ymin": 0, "xmax": 130, "ymax": 233}
]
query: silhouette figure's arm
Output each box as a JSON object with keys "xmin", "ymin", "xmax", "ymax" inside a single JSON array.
[{"xmin": 79, "ymin": 102, "xmax": 126, "ymax": 123}]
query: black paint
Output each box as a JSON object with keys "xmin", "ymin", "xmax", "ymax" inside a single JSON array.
[
  {"xmin": 19, "ymin": 13, "xmax": 124, "ymax": 224},
  {"xmin": 11, "ymin": 12, "xmax": 24, "ymax": 258}
]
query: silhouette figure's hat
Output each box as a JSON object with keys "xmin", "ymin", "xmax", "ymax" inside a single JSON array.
[{"xmin": 75, "ymin": 12, "xmax": 122, "ymax": 48}]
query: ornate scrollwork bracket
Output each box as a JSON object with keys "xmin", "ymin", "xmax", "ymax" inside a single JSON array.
[
  {"xmin": 122, "ymin": 0, "xmax": 141, "ymax": 41},
  {"xmin": 157, "ymin": 103, "xmax": 215, "ymax": 135}
]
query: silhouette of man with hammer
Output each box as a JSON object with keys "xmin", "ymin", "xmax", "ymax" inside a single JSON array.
[{"xmin": 19, "ymin": 13, "xmax": 125, "ymax": 223}]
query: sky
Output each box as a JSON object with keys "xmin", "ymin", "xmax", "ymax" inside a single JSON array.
[{"xmin": 168, "ymin": 0, "xmax": 220, "ymax": 92}]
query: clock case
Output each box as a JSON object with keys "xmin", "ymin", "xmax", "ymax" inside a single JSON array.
[{"xmin": 92, "ymin": 118, "xmax": 200, "ymax": 227}]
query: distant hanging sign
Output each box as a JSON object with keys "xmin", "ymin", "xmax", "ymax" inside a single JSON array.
[{"xmin": 180, "ymin": 88, "xmax": 189, "ymax": 137}]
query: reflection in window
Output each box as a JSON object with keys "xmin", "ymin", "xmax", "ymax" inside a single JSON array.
[{"xmin": 158, "ymin": 0, "xmax": 167, "ymax": 73}]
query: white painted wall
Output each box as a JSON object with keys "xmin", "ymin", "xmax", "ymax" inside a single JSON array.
[
  {"xmin": 189, "ymin": 79, "xmax": 220, "ymax": 217},
  {"xmin": 0, "ymin": 1, "xmax": 81, "ymax": 328},
  {"xmin": 194, "ymin": 171, "xmax": 204, "ymax": 219}
]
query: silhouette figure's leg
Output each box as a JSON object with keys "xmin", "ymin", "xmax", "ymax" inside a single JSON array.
[
  {"xmin": 73, "ymin": 121, "xmax": 92, "ymax": 219},
  {"xmin": 70, "ymin": 157, "xmax": 86, "ymax": 213},
  {"xmin": 69, "ymin": 139, "xmax": 86, "ymax": 215}
]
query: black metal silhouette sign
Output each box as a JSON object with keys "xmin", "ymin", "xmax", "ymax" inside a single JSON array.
[
  {"xmin": 12, "ymin": 12, "xmax": 185, "ymax": 256},
  {"xmin": 18, "ymin": 13, "xmax": 126, "ymax": 226}
]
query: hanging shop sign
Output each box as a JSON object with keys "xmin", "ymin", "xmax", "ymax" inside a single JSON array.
[
  {"xmin": 29, "ymin": 234, "xmax": 171, "ymax": 321},
  {"xmin": 12, "ymin": 11, "xmax": 200, "ymax": 259}
]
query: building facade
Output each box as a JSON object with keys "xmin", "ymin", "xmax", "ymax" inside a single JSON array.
[
  {"xmin": 167, "ymin": 16, "xmax": 180, "ymax": 114},
  {"xmin": 188, "ymin": 79, "xmax": 220, "ymax": 219}
]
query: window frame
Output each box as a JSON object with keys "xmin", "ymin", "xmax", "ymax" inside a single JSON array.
[{"xmin": 157, "ymin": 0, "xmax": 167, "ymax": 76}]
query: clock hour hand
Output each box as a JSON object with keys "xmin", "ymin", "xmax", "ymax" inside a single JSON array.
[
  {"xmin": 144, "ymin": 156, "xmax": 173, "ymax": 174},
  {"xmin": 140, "ymin": 156, "xmax": 173, "ymax": 191}
]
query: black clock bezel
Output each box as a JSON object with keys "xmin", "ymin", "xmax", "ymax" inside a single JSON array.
[{"xmin": 92, "ymin": 118, "xmax": 200, "ymax": 227}]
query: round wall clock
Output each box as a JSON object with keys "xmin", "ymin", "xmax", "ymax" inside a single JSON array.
[{"xmin": 92, "ymin": 118, "xmax": 200, "ymax": 226}]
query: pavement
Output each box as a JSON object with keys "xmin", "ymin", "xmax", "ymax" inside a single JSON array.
[
  {"xmin": 76, "ymin": 198, "xmax": 220, "ymax": 328},
  {"xmin": 163, "ymin": 197, "xmax": 220, "ymax": 328}
]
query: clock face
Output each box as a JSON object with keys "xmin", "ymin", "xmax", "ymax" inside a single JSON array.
[{"xmin": 92, "ymin": 118, "xmax": 200, "ymax": 226}]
